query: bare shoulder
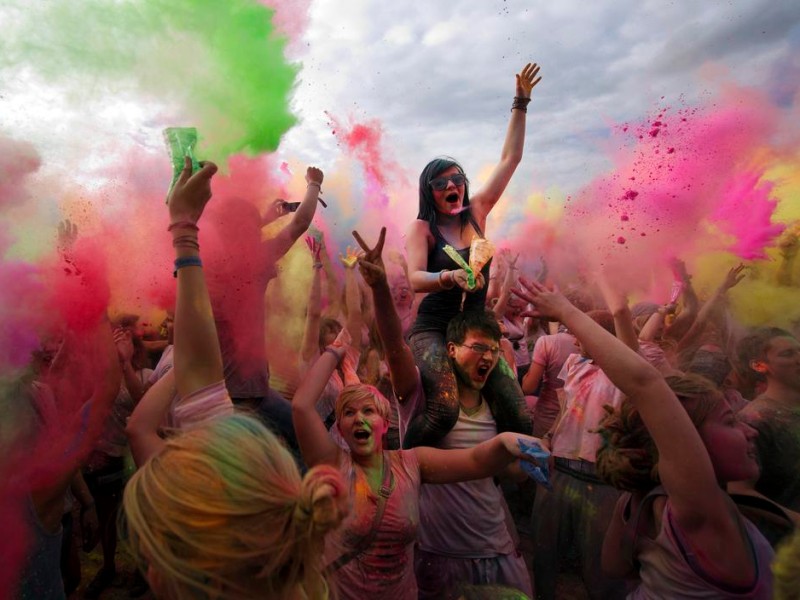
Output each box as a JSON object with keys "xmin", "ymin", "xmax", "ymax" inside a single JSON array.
[
  {"xmin": 407, "ymin": 219, "xmax": 431, "ymax": 236},
  {"xmin": 406, "ymin": 219, "xmax": 434, "ymax": 247}
]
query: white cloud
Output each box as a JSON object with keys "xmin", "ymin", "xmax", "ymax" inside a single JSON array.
[{"xmin": 1, "ymin": 0, "xmax": 798, "ymax": 198}]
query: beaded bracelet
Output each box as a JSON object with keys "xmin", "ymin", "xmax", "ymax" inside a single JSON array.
[
  {"xmin": 438, "ymin": 269, "xmax": 455, "ymax": 290},
  {"xmin": 173, "ymin": 255, "xmax": 202, "ymax": 278},
  {"xmin": 511, "ymin": 96, "xmax": 532, "ymax": 113}
]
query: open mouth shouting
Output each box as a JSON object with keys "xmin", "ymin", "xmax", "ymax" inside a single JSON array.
[
  {"xmin": 475, "ymin": 362, "xmax": 492, "ymax": 383},
  {"xmin": 353, "ymin": 428, "xmax": 372, "ymax": 443}
]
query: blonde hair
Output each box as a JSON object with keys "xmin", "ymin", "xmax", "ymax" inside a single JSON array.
[
  {"xmin": 596, "ymin": 374, "xmax": 720, "ymax": 492},
  {"xmin": 774, "ymin": 529, "xmax": 800, "ymax": 600},
  {"xmin": 334, "ymin": 384, "xmax": 391, "ymax": 423},
  {"xmin": 123, "ymin": 414, "xmax": 348, "ymax": 599}
]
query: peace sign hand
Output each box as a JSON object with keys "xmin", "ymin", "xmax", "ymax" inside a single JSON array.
[{"xmin": 352, "ymin": 227, "xmax": 387, "ymax": 288}]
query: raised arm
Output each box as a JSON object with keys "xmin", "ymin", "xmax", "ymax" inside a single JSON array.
[
  {"xmin": 114, "ymin": 328, "xmax": 146, "ymax": 403},
  {"xmin": 340, "ymin": 247, "xmax": 364, "ymax": 352},
  {"xmin": 597, "ymin": 277, "xmax": 639, "ymax": 351},
  {"xmin": 265, "ymin": 167, "xmax": 324, "ymax": 260},
  {"xmin": 125, "ymin": 370, "xmax": 176, "ymax": 465},
  {"xmin": 353, "ymin": 227, "xmax": 419, "ymax": 401},
  {"xmin": 470, "ymin": 62, "xmax": 541, "ymax": 224},
  {"xmin": 415, "ymin": 431, "xmax": 543, "ymax": 484},
  {"xmin": 776, "ymin": 224, "xmax": 798, "ymax": 286},
  {"xmin": 638, "ymin": 305, "xmax": 671, "ymax": 342},
  {"xmin": 319, "ymin": 237, "xmax": 343, "ymax": 319},
  {"xmin": 300, "ymin": 236, "xmax": 324, "ymax": 364},
  {"xmin": 663, "ymin": 260, "xmax": 699, "ymax": 342},
  {"xmin": 291, "ymin": 344, "xmax": 346, "ymax": 468},
  {"xmin": 513, "ymin": 278, "xmax": 727, "ymax": 524},
  {"xmin": 492, "ymin": 251, "xmax": 519, "ymax": 318},
  {"xmin": 167, "ymin": 157, "xmax": 224, "ymax": 398},
  {"xmin": 677, "ymin": 264, "xmax": 745, "ymax": 353}
]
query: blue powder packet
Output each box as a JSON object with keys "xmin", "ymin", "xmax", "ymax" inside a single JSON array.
[{"xmin": 517, "ymin": 438, "xmax": 552, "ymax": 489}]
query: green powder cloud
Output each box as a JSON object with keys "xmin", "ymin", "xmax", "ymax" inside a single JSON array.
[{"xmin": 2, "ymin": 0, "xmax": 298, "ymax": 160}]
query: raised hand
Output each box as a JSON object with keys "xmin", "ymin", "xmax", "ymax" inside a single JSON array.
[
  {"xmin": 670, "ymin": 257, "xmax": 691, "ymax": 283},
  {"xmin": 167, "ymin": 156, "xmax": 218, "ymax": 225},
  {"xmin": 778, "ymin": 224, "xmax": 799, "ymax": 259},
  {"xmin": 516, "ymin": 62, "xmax": 542, "ymax": 99},
  {"xmin": 720, "ymin": 263, "xmax": 746, "ymax": 291},
  {"xmin": 305, "ymin": 235, "xmax": 323, "ymax": 266},
  {"xmin": 305, "ymin": 166, "xmax": 324, "ymax": 187},
  {"xmin": 536, "ymin": 256, "xmax": 549, "ymax": 283},
  {"xmin": 352, "ymin": 227, "xmax": 387, "ymax": 288},
  {"xmin": 339, "ymin": 246, "xmax": 362, "ymax": 269},
  {"xmin": 113, "ymin": 328, "xmax": 134, "ymax": 365},
  {"xmin": 57, "ymin": 219, "xmax": 78, "ymax": 253},
  {"xmin": 513, "ymin": 276, "xmax": 572, "ymax": 321}
]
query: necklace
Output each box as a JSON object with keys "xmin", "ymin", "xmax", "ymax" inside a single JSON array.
[{"xmin": 460, "ymin": 399, "xmax": 482, "ymax": 417}]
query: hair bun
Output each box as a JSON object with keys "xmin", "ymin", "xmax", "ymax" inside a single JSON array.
[
  {"xmin": 296, "ymin": 465, "xmax": 348, "ymax": 535},
  {"xmin": 596, "ymin": 403, "xmax": 660, "ymax": 492}
]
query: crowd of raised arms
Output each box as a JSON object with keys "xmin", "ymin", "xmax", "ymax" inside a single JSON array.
[{"xmin": 10, "ymin": 62, "xmax": 800, "ymax": 600}]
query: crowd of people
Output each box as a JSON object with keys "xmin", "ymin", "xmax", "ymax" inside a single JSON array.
[{"xmin": 9, "ymin": 62, "xmax": 800, "ymax": 600}]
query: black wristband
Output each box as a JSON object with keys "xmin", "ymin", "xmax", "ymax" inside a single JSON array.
[{"xmin": 512, "ymin": 96, "xmax": 532, "ymax": 112}]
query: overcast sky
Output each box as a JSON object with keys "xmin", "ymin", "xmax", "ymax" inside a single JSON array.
[
  {"xmin": 1, "ymin": 0, "xmax": 799, "ymax": 199},
  {"xmin": 283, "ymin": 0, "xmax": 800, "ymax": 194}
]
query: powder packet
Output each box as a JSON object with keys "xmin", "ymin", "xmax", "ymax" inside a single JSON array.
[
  {"xmin": 163, "ymin": 127, "xmax": 201, "ymax": 202},
  {"xmin": 517, "ymin": 438, "xmax": 552, "ymax": 489}
]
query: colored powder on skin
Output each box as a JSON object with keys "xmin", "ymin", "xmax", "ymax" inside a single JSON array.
[{"xmin": 3, "ymin": 0, "xmax": 299, "ymax": 161}]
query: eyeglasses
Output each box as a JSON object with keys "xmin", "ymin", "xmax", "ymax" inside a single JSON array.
[
  {"xmin": 429, "ymin": 173, "xmax": 467, "ymax": 191},
  {"xmin": 457, "ymin": 342, "xmax": 501, "ymax": 357}
]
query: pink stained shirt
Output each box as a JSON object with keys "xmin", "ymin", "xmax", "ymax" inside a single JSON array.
[
  {"xmin": 531, "ymin": 333, "xmax": 580, "ymax": 435},
  {"xmin": 630, "ymin": 500, "xmax": 773, "ymax": 599},
  {"xmin": 551, "ymin": 354, "xmax": 626, "ymax": 463},
  {"xmin": 327, "ymin": 449, "xmax": 421, "ymax": 600}
]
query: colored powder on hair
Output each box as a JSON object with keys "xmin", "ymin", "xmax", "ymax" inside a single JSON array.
[{"xmin": 3, "ymin": 0, "xmax": 299, "ymax": 161}]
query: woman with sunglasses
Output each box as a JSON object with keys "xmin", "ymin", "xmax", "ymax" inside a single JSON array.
[{"xmin": 403, "ymin": 62, "xmax": 542, "ymax": 448}]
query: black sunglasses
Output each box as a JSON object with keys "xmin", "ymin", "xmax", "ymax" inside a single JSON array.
[{"xmin": 429, "ymin": 173, "xmax": 467, "ymax": 191}]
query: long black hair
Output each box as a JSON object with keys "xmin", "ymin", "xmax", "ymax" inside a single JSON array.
[{"xmin": 417, "ymin": 157, "xmax": 478, "ymax": 232}]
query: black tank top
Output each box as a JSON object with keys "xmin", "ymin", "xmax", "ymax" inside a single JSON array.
[{"xmin": 409, "ymin": 222, "xmax": 492, "ymax": 336}]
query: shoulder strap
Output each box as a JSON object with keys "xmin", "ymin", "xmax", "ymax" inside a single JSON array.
[
  {"xmin": 619, "ymin": 485, "xmax": 668, "ymax": 570},
  {"xmin": 729, "ymin": 493, "xmax": 794, "ymax": 532},
  {"xmin": 328, "ymin": 452, "xmax": 395, "ymax": 571}
]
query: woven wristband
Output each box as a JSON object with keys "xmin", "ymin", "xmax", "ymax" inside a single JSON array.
[
  {"xmin": 511, "ymin": 96, "xmax": 532, "ymax": 112},
  {"xmin": 168, "ymin": 221, "xmax": 199, "ymax": 232},
  {"xmin": 173, "ymin": 255, "xmax": 202, "ymax": 278},
  {"xmin": 172, "ymin": 235, "xmax": 200, "ymax": 250}
]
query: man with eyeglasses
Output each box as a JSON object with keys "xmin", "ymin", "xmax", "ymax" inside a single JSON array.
[
  {"xmin": 413, "ymin": 310, "xmax": 533, "ymax": 599},
  {"xmin": 353, "ymin": 230, "xmax": 533, "ymax": 599}
]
